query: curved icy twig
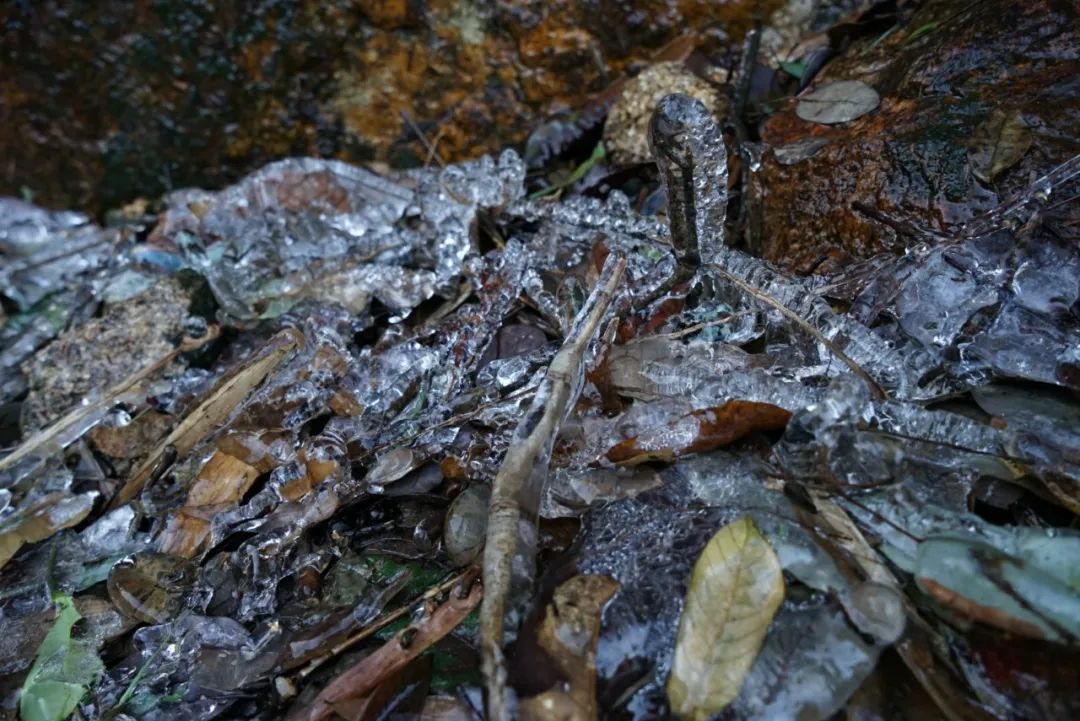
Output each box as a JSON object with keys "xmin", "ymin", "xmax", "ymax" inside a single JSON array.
[
  {"xmin": 650, "ymin": 92, "xmax": 953, "ymax": 401},
  {"xmin": 480, "ymin": 252, "xmax": 626, "ymax": 721}
]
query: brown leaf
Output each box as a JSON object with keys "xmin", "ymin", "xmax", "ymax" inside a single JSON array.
[
  {"xmin": 112, "ymin": 328, "xmax": 300, "ymax": 508},
  {"xmin": 158, "ymin": 451, "xmax": 260, "ymax": 558},
  {"xmin": 519, "ymin": 575, "xmax": 620, "ymax": 721},
  {"xmin": 297, "ymin": 580, "xmax": 482, "ymax": 721},
  {"xmin": 89, "ymin": 410, "xmax": 174, "ymax": 459},
  {"xmin": 327, "ymin": 655, "xmax": 431, "ymax": 721},
  {"xmin": 969, "ymin": 109, "xmax": 1032, "ymax": 183},
  {"xmin": 0, "ymin": 492, "xmax": 98, "ymax": 570},
  {"xmin": 604, "ymin": 400, "xmax": 791, "ymax": 465}
]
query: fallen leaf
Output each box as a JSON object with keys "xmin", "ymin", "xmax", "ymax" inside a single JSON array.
[
  {"xmin": 112, "ymin": 328, "xmax": 300, "ymax": 508},
  {"xmin": 519, "ymin": 575, "xmax": 620, "ymax": 721},
  {"xmin": 297, "ymin": 579, "xmax": 482, "ymax": 721},
  {"xmin": 20, "ymin": 593, "xmax": 105, "ymax": 721},
  {"xmin": 969, "ymin": 109, "xmax": 1032, "ymax": 183},
  {"xmin": 605, "ymin": 400, "xmax": 791, "ymax": 465},
  {"xmin": 667, "ymin": 516, "xmax": 784, "ymax": 721},
  {"xmin": 796, "ymin": 80, "xmax": 880, "ymax": 125},
  {"xmin": 328, "ymin": 656, "xmax": 431, "ymax": 721},
  {"xmin": 158, "ymin": 451, "xmax": 260, "ymax": 557},
  {"xmin": 0, "ymin": 492, "xmax": 98, "ymax": 570},
  {"xmin": 89, "ymin": 410, "xmax": 175, "ymax": 459},
  {"xmin": 914, "ymin": 536, "xmax": 1080, "ymax": 643}
]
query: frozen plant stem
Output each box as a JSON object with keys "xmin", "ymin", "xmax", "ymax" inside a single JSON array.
[{"xmin": 481, "ymin": 252, "xmax": 626, "ymax": 721}]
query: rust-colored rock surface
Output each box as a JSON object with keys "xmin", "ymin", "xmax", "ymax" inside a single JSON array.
[
  {"xmin": 748, "ymin": 0, "xmax": 1080, "ymax": 270},
  {"xmin": 0, "ymin": 0, "xmax": 768, "ymax": 213}
]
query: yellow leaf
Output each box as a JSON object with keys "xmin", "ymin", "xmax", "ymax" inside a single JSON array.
[
  {"xmin": 667, "ymin": 516, "xmax": 784, "ymax": 721},
  {"xmin": 969, "ymin": 109, "xmax": 1032, "ymax": 184}
]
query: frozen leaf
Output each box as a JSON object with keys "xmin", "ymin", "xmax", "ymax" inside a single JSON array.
[
  {"xmin": 914, "ymin": 536, "xmax": 1080, "ymax": 643},
  {"xmin": 795, "ymin": 80, "xmax": 880, "ymax": 125},
  {"xmin": 112, "ymin": 328, "xmax": 299, "ymax": 507},
  {"xmin": 0, "ymin": 491, "xmax": 97, "ymax": 570},
  {"xmin": 839, "ymin": 581, "xmax": 906, "ymax": 644},
  {"xmin": 969, "ymin": 109, "xmax": 1032, "ymax": 183},
  {"xmin": 667, "ymin": 516, "xmax": 784, "ymax": 720},
  {"xmin": 158, "ymin": 450, "xmax": 259, "ymax": 558},
  {"xmin": 444, "ymin": 484, "xmax": 491, "ymax": 567},
  {"xmin": 366, "ymin": 447, "xmax": 422, "ymax": 490},
  {"xmin": 519, "ymin": 575, "xmax": 619, "ymax": 721},
  {"xmin": 604, "ymin": 400, "xmax": 791, "ymax": 465},
  {"xmin": 297, "ymin": 579, "xmax": 481, "ymax": 721},
  {"xmin": 20, "ymin": 593, "xmax": 105, "ymax": 721},
  {"xmin": 107, "ymin": 551, "xmax": 196, "ymax": 624},
  {"xmin": 732, "ymin": 602, "xmax": 881, "ymax": 721}
]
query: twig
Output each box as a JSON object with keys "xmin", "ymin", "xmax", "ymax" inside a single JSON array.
[
  {"xmin": 401, "ymin": 111, "xmax": 446, "ymax": 170},
  {"xmin": 296, "ymin": 577, "xmax": 481, "ymax": 721},
  {"xmin": 707, "ymin": 262, "xmax": 888, "ymax": 400},
  {"xmin": 0, "ymin": 327, "xmax": 220, "ymax": 473},
  {"xmin": 480, "ymin": 252, "xmax": 626, "ymax": 721},
  {"xmin": 628, "ymin": 310, "xmax": 749, "ymax": 342},
  {"xmin": 296, "ymin": 568, "xmax": 476, "ymax": 681},
  {"xmin": 730, "ymin": 18, "xmax": 762, "ymax": 243}
]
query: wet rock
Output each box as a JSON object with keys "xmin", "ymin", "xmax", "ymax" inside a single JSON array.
[
  {"xmin": 0, "ymin": 0, "xmax": 765, "ymax": 212},
  {"xmin": 20, "ymin": 278, "xmax": 191, "ymax": 431},
  {"xmin": 748, "ymin": 0, "xmax": 1080, "ymax": 269}
]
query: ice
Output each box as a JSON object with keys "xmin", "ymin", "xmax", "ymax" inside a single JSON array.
[
  {"xmin": 156, "ymin": 153, "xmax": 525, "ymax": 321},
  {"xmin": 0, "ymin": 198, "xmax": 115, "ymax": 311}
]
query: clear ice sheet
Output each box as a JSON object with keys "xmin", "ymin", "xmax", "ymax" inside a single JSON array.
[{"xmin": 156, "ymin": 152, "xmax": 524, "ymax": 321}]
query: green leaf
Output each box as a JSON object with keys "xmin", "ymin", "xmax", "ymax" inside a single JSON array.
[
  {"xmin": 906, "ymin": 22, "xmax": 939, "ymax": 42},
  {"xmin": 667, "ymin": 517, "xmax": 785, "ymax": 721},
  {"xmin": 20, "ymin": 593, "xmax": 105, "ymax": 721},
  {"xmin": 778, "ymin": 60, "xmax": 806, "ymax": 80},
  {"xmin": 529, "ymin": 142, "xmax": 607, "ymax": 199}
]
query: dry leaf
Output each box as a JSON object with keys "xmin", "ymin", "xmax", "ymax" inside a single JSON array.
[
  {"xmin": 667, "ymin": 516, "xmax": 784, "ymax": 721},
  {"xmin": 112, "ymin": 328, "xmax": 299, "ymax": 508},
  {"xmin": 519, "ymin": 575, "xmax": 620, "ymax": 721},
  {"xmin": 605, "ymin": 400, "xmax": 791, "ymax": 465},
  {"xmin": 158, "ymin": 451, "xmax": 260, "ymax": 558},
  {"xmin": 0, "ymin": 492, "xmax": 98, "ymax": 570},
  {"xmin": 969, "ymin": 109, "xmax": 1032, "ymax": 183},
  {"xmin": 795, "ymin": 80, "xmax": 880, "ymax": 125},
  {"xmin": 327, "ymin": 655, "xmax": 431, "ymax": 721}
]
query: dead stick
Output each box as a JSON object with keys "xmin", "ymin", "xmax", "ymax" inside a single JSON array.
[
  {"xmin": 707, "ymin": 262, "xmax": 888, "ymax": 400},
  {"xmin": 480, "ymin": 252, "xmax": 626, "ymax": 721}
]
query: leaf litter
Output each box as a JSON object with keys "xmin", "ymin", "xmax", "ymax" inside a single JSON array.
[{"xmin": 1, "ymin": 5, "xmax": 1079, "ymax": 721}]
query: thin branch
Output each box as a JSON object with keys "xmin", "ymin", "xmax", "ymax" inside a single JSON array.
[
  {"xmin": 707, "ymin": 262, "xmax": 888, "ymax": 399},
  {"xmin": 480, "ymin": 252, "xmax": 626, "ymax": 721}
]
